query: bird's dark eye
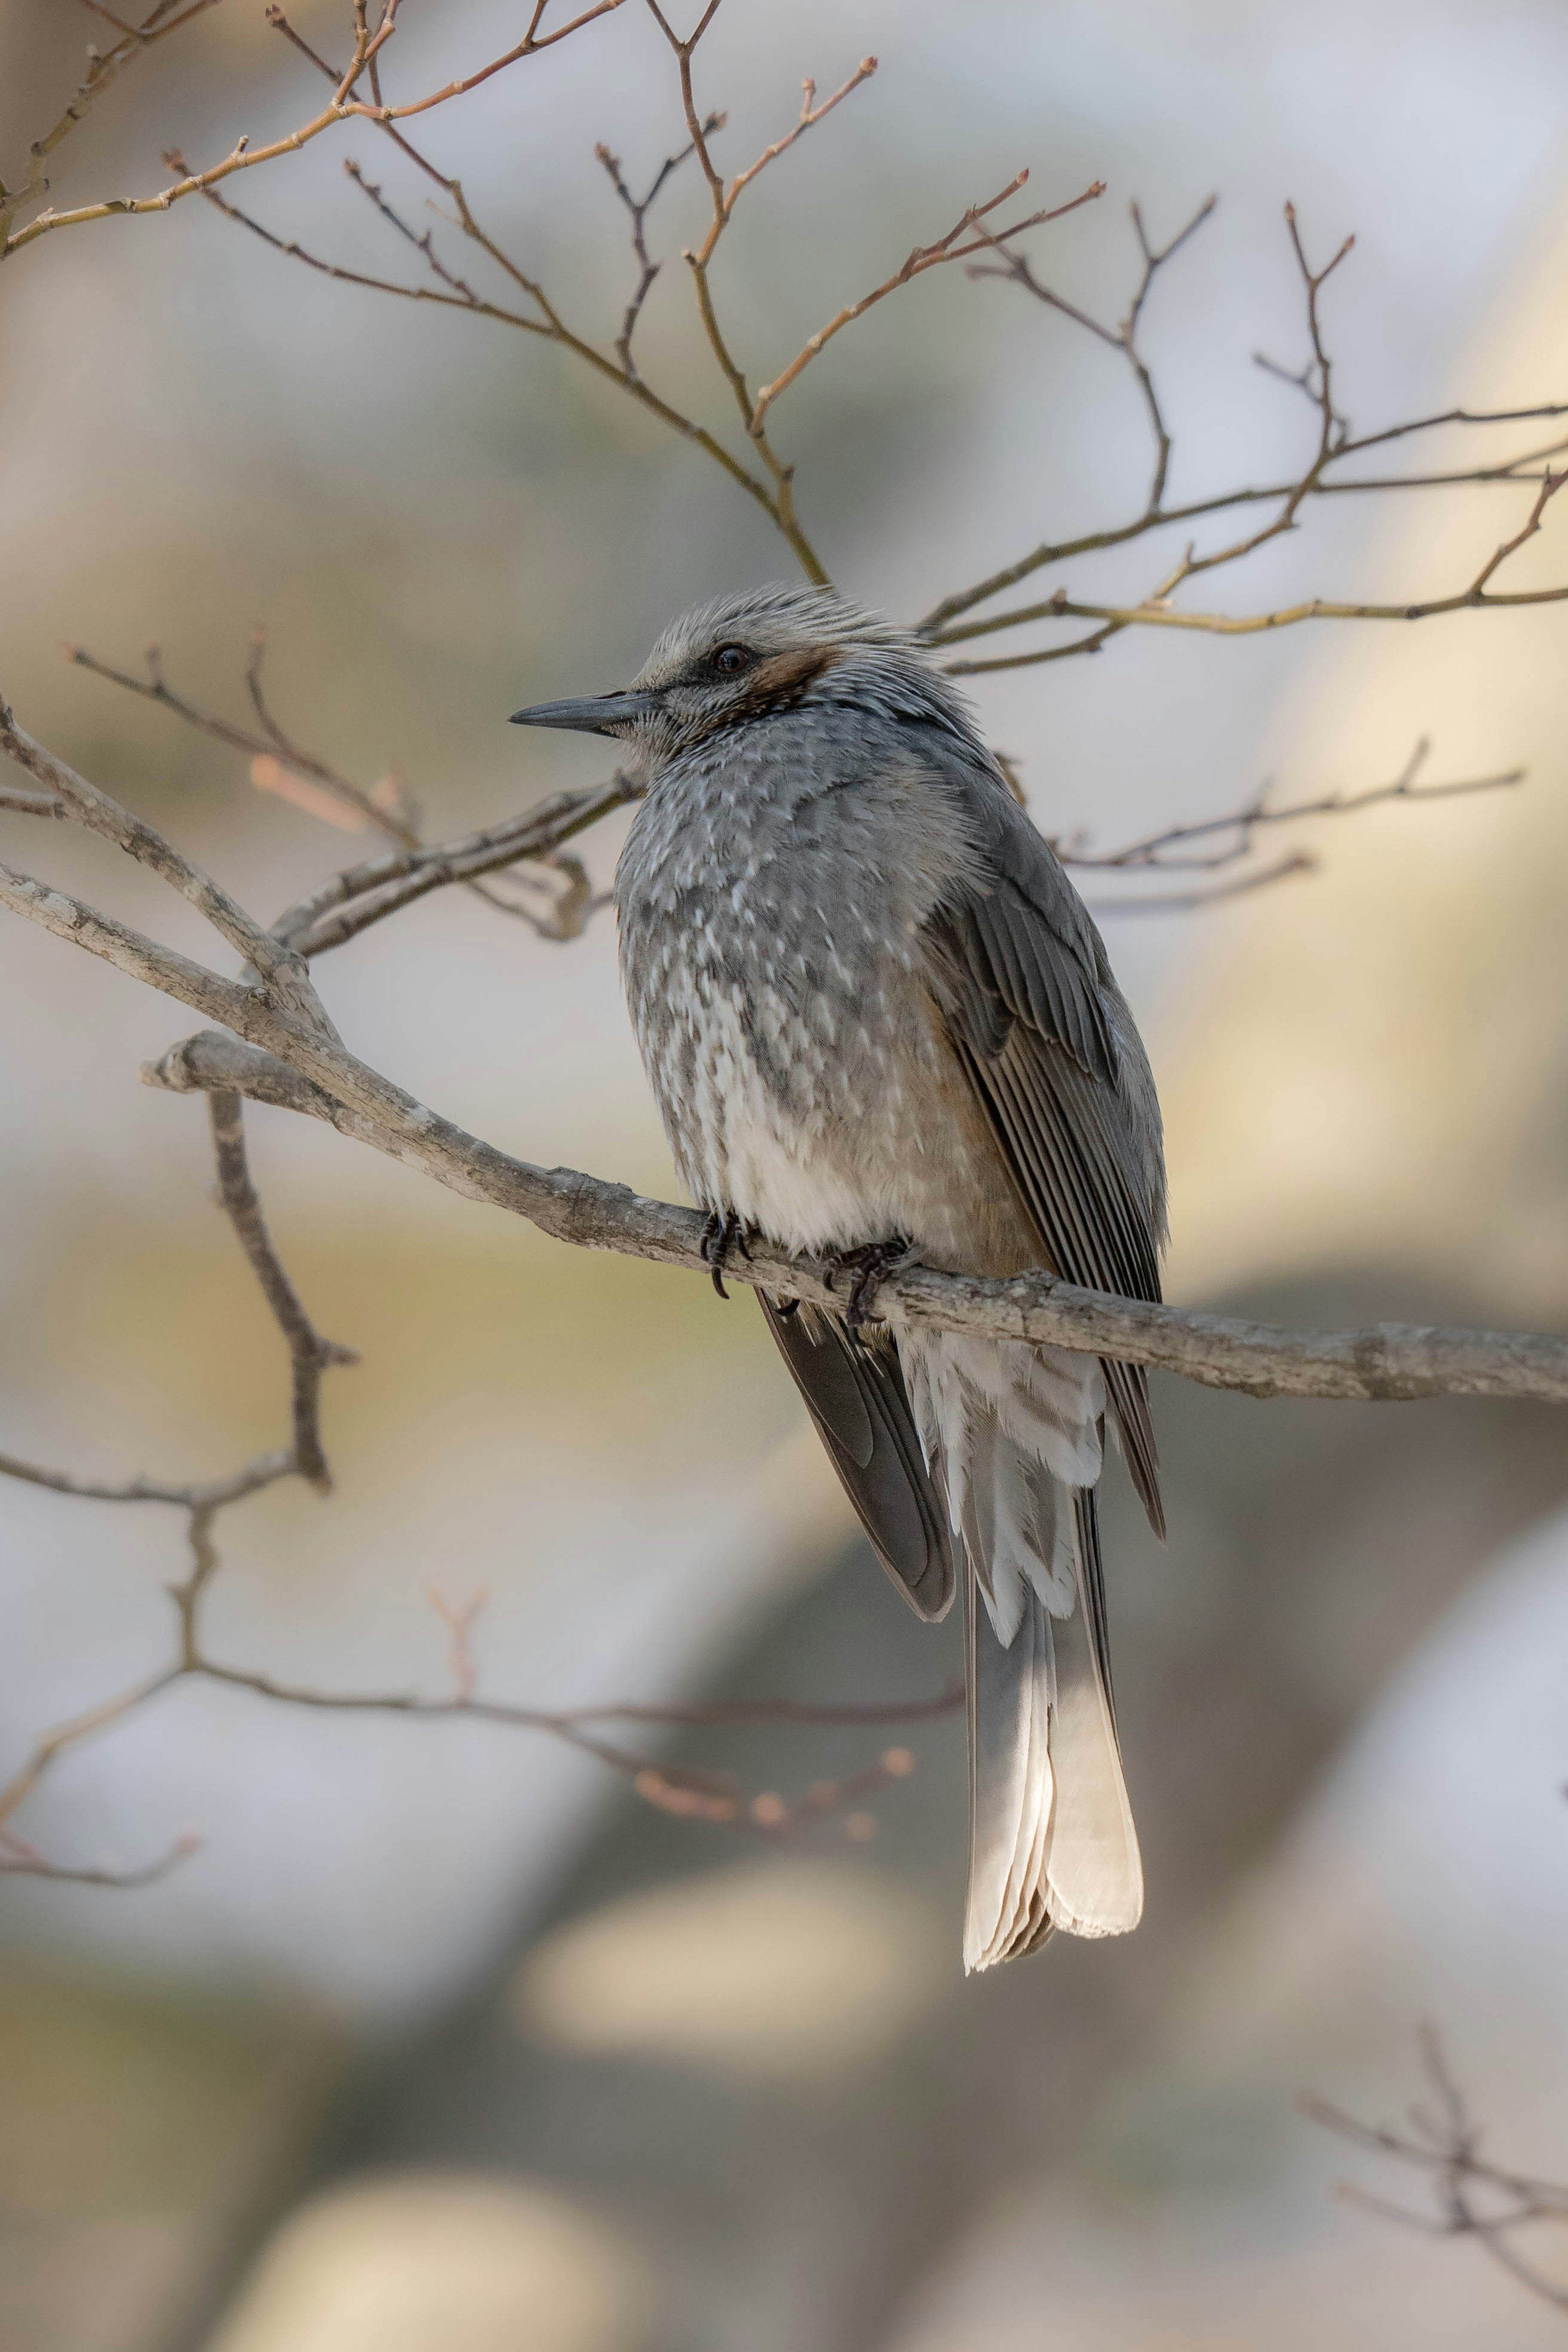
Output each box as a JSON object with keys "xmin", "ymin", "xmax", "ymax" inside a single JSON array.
[{"xmin": 713, "ymin": 644, "xmax": 751, "ymax": 675}]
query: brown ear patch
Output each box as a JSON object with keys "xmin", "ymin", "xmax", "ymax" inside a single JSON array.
[{"xmin": 735, "ymin": 644, "xmax": 844, "ymax": 717}]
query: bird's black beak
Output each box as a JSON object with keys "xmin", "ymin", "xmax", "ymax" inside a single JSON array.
[{"xmin": 509, "ymin": 689, "xmax": 658, "ymax": 738}]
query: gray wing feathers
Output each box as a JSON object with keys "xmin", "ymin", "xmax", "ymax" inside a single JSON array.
[
  {"xmin": 758, "ymin": 1297, "xmax": 955, "ymax": 1620},
  {"xmin": 924, "ymin": 790, "xmax": 1167, "ymax": 1537}
]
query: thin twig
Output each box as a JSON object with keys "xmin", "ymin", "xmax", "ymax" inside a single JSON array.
[
  {"xmin": 595, "ymin": 116, "xmax": 722, "ymax": 379},
  {"xmin": 937, "ymin": 463, "xmax": 1568, "ymax": 673},
  {"xmin": 749, "ymin": 175, "xmax": 1104, "ymax": 437},
  {"xmin": 206, "ymin": 1092, "xmax": 357, "ymax": 1490},
  {"xmin": 270, "ymin": 778, "xmax": 640, "ymax": 958},
  {"xmin": 1059, "ymin": 742, "xmax": 1522, "ymax": 875},
  {"xmin": 0, "ymin": 0, "xmax": 224, "ymax": 248},
  {"xmin": 1088, "ymin": 853, "xmax": 1315, "ymax": 915},
  {"xmin": 965, "ymin": 192, "xmax": 1214, "ymax": 517},
  {"xmin": 222, "ymin": 13, "xmax": 795, "ymax": 545}
]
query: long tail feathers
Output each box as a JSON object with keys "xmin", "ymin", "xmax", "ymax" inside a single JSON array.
[{"xmin": 963, "ymin": 1485, "xmax": 1142, "ymax": 1970}]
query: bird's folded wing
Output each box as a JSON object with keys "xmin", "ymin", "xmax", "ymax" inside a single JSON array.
[
  {"xmin": 921, "ymin": 791, "xmax": 1165, "ymax": 1537},
  {"xmin": 758, "ymin": 1296, "xmax": 956, "ymax": 1620}
]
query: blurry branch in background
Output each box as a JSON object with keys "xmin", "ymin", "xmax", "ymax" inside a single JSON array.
[
  {"xmin": 1063, "ymin": 738, "xmax": 1523, "ymax": 914},
  {"xmin": 1308, "ymin": 2026, "xmax": 1568, "ymax": 2317}
]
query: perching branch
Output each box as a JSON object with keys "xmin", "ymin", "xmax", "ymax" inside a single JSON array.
[
  {"xmin": 4, "ymin": 693, "xmax": 1567, "ymax": 1407},
  {"xmin": 1308, "ymin": 2026, "xmax": 1568, "ymax": 2316}
]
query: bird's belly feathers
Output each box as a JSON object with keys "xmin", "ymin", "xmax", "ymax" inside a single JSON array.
[{"xmin": 629, "ymin": 946, "xmax": 1032, "ymax": 1271}]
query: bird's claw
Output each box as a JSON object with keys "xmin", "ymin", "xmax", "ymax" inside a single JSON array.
[
  {"xmin": 700, "ymin": 1207, "xmax": 751, "ymax": 1300},
  {"xmin": 824, "ymin": 1236, "xmax": 914, "ymax": 1335}
]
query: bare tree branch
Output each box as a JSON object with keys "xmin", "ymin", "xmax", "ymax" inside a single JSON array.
[
  {"xmin": 0, "ymin": 693, "xmax": 334, "ymax": 1035},
  {"xmin": 1059, "ymin": 739, "xmax": 1523, "ymax": 889},
  {"xmin": 595, "ymin": 114, "xmax": 723, "ymax": 379},
  {"xmin": 748, "ymin": 173, "xmax": 1104, "ymax": 437},
  {"xmin": 0, "ymin": 0, "xmax": 224, "ymax": 249},
  {"xmin": 965, "ymin": 191, "xmax": 1214, "ymax": 519},
  {"xmin": 1, "ymin": 0, "xmax": 624, "ymax": 261},
  {"xmin": 916, "ymin": 421, "xmax": 1568, "ymax": 640},
  {"xmin": 921, "ymin": 201, "xmax": 1568, "ymax": 663},
  {"xmin": 937, "ymin": 466, "xmax": 1567, "ymax": 674},
  {"xmin": 269, "ymin": 781, "xmax": 637, "ymax": 958},
  {"xmin": 206, "ymin": 1091, "xmax": 358, "ymax": 1488},
  {"xmin": 68, "ymin": 635, "xmax": 622, "ymax": 943},
  {"xmin": 1308, "ymin": 2026, "xmax": 1568, "ymax": 2316}
]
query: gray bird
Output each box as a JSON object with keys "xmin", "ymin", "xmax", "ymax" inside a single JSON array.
[{"xmin": 512, "ymin": 584, "xmax": 1167, "ymax": 1967}]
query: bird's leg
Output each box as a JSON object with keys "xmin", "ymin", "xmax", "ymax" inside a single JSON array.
[
  {"xmin": 824, "ymin": 1236, "xmax": 914, "ymax": 1336},
  {"xmin": 699, "ymin": 1207, "xmax": 751, "ymax": 1301}
]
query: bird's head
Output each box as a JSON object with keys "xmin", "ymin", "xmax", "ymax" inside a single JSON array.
[{"xmin": 510, "ymin": 583, "xmax": 977, "ymax": 775}]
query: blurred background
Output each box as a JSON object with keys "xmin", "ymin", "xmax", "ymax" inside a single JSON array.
[{"xmin": 2, "ymin": 0, "xmax": 1567, "ymax": 2344}]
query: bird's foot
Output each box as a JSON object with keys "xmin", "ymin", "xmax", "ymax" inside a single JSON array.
[
  {"xmin": 699, "ymin": 1207, "xmax": 751, "ymax": 1301},
  {"xmin": 824, "ymin": 1236, "xmax": 914, "ymax": 1336}
]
